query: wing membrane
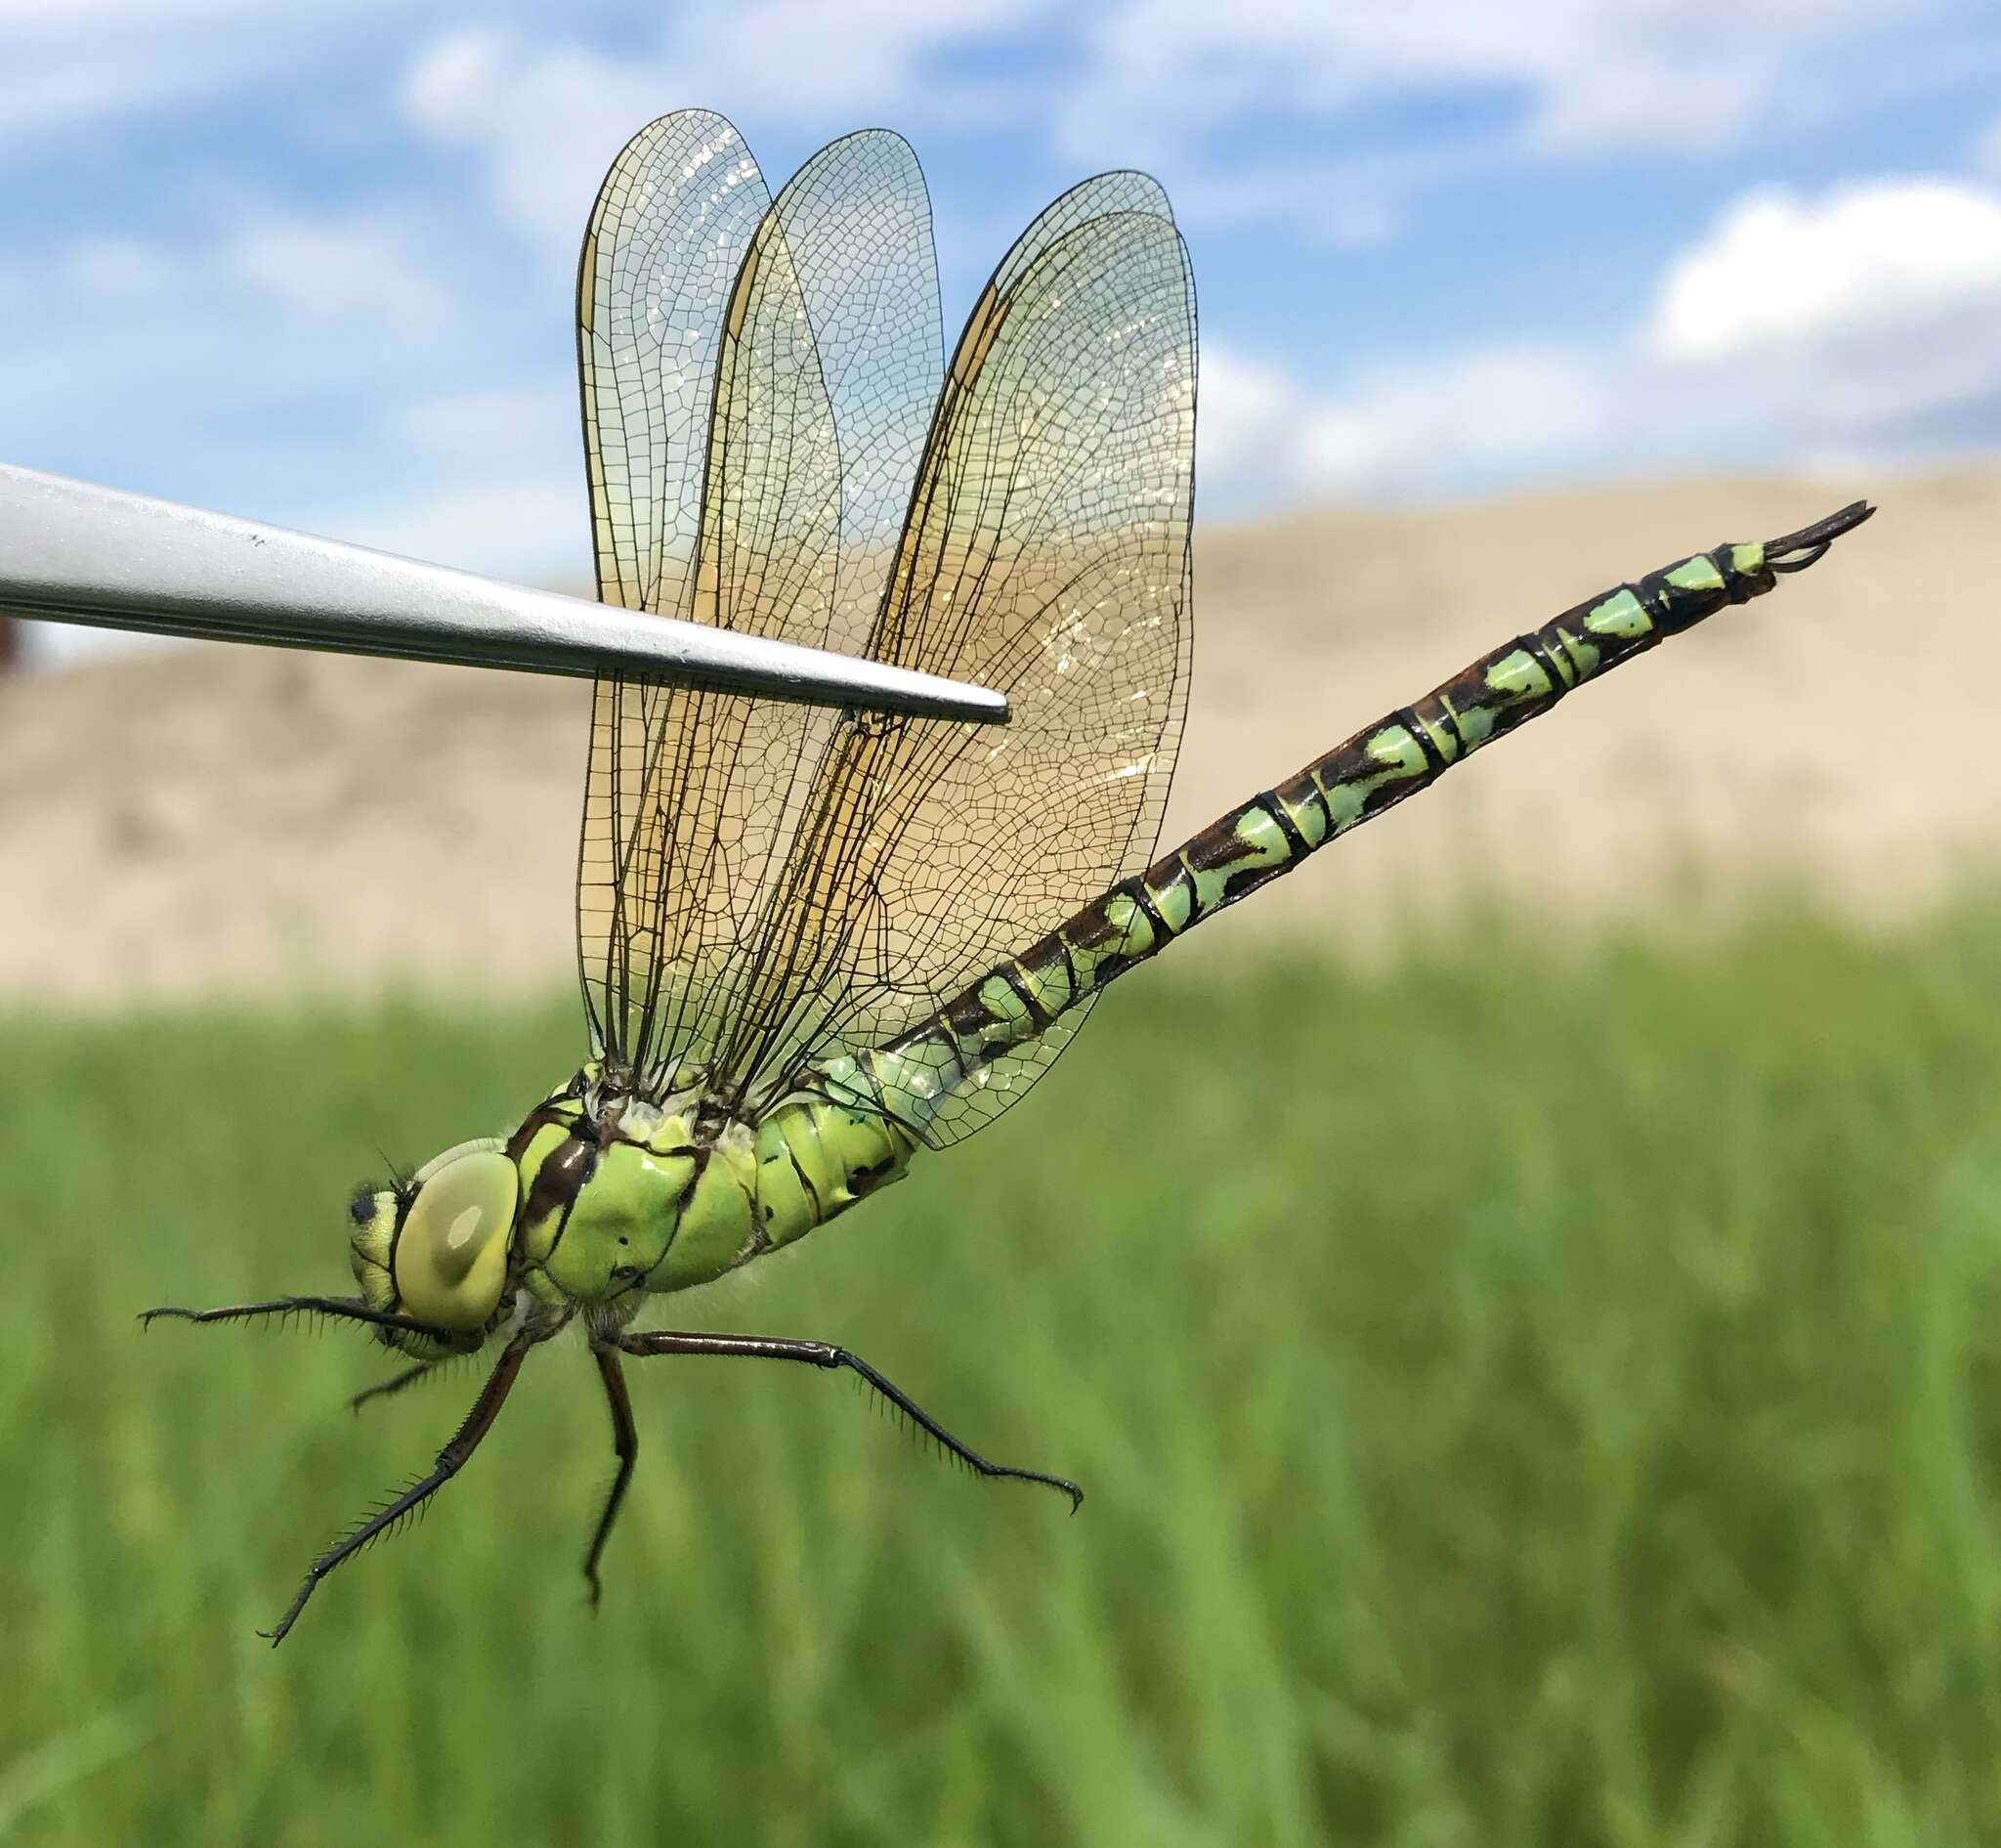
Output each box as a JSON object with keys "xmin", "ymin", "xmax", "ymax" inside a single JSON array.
[
  {"xmin": 576, "ymin": 112, "xmax": 771, "ymax": 1058},
  {"xmin": 698, "ymin": 204, "xmax": 1197, "ymax": 1135},
  {"xmin": 576, "ymin": 128, "xmax": 946, "ymax": 1082},
  {"xmin": 575, "ymin": 130, "xmax": 1193, "ymax": 1131},
  {"xmin": 577, "ymin": 110, "xmax": 770, "ymax": 619},
  {"xmin": 772, "ymin": 131, "xmax": 944, "ymax": 639}
]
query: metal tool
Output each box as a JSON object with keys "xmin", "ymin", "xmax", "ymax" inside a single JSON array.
[{"xmin": 0, "ymin": 464, "xmax": 1009, "ymax": 723}]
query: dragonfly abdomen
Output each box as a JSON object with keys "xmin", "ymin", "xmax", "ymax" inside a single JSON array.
[{"xmin": 834, "ymin": 509, "xmax": 1870, "ymax": 1138}]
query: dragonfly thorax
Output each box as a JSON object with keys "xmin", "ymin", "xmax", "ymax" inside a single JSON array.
[
  {"xmin": 517, "ymin": 1069, "xmax": 922, "ymax": 1308},
  {"xmin": 348, "ymin": 1068, "xmax": 921, "ymax": 1353}
]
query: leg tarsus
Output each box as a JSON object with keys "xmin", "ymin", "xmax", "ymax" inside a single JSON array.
[
  {"xmin": 582, "ymin": 1348, "xmax": 639, "ymax": 1609},
  {"xmin": 618, "ymin": 1330, "xmax": 1082, "ymax": 1511},
  {"xmin": 350, "ymin": 1361, "xmax": 440, "ymax": 1415},
  {"xmin": 140, "ymin": 1296, "xmax": 457, "ymax": 1343},
  {"xmin": 262, "ymin": 1332, "xmax": 532, "ymax": 1647}
]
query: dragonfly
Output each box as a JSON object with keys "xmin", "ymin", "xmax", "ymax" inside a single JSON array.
[{"xmin": 145, "ymin": 111, "xmax": 1872, "ymax": 1644}]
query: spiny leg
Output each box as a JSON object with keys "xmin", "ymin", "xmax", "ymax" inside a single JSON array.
[
  {"xmin": 262, "ymin": 1332, "xmax": 532, "ymax": 1647},
  {"xmin": 140, "ymin": 1295, "xmax": 456, "ymax": 1344},
  {"xmin": 618, "ymin": 1330, "xmax": 1082, "ymax": 1510},
  {"xmin": 582, "ymin": 1348, "xmax": 639, "ymax": 1608},
  {"xmin": 350, "ymin": 1361, "xmax": 442, "ymax": 1415}
]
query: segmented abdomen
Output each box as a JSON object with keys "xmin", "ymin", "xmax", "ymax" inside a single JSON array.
[{"xmin": 830, "ymin": 537, "xmax": 1780, "ymax": 1131}]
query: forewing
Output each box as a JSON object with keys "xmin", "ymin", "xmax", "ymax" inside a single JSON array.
[
  {"xmin": 578, "ymin": 130, "xmax": 949, "ymax": 1085},
  {"xmin": 702, "ymin": 202, "xmax": 1196, "ymax": 1135},
  {"xmin": 887, "ymin": 200, "xmax": 1194, "ymax": 1145},
  {"xmin": 772, "ymin": 131, "xmax": 943, "ymax": 640},
  {"xmin": 577, "ymin": 110, "xmax": 771, "ymax": 618}
]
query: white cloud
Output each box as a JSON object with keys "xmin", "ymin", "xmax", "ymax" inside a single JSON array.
[
  {"xmin": 651, "ymin": 0, "xmax": 1049, "ymax": 124},
  {"xmin": 6, "ymin": 0, "xmax": 277, "ymax": 25},
  {"xmin": 0, "ymin": 204, "xmax": 563, "ymax": 577},
  {"xmin": 58, "ymin": 236, "xmax": 187, "ymax": 300},
  {"xmin": 21, "ymin": 209, "xmax": 452, "ymax": 361},
  {"xmin": 1170, "ymin": 153, "xmax": 1420, "ymax": 246},
  {"xmin": 401, "ymin": 29, "xmax": 667, "ymax": 260},
  {"xmin": 223, "ymin": 214, "xmax": 453, "ymax": 328},
  {"xmin": 1648, "ymin": 178, "xmax": 2001, "ymax": 436},
  {"xmin": 1197, "ymin": 336, "xmax": 1618, "ymax": 510},
  {"xmin": 0, "ymin": 0, "xmax": 420, "ymax": 141},
  {"xmin": 390, "ymin": 386, "xmax": 576, "ymax": 470},
  {"xmin": 1298, "ymin": 344, "xmax": 1613, "ymax": 494},
  {"xmin": 337, "ymin": 470, "xmax": 590, "ymax": 588},
  {"xmin": 1970, "ymin": 109, "xmax": 2001, "ymax": 177},
  {"xmin": 401, "ymin": 5, "xmax": 1054, "ymax": 263},
  {"xmin": 1055, "ymin": 0, "xmax": 1915, "ymax": 166},
  {"xmin": 1202, "ymin": 170, "xmax": 2001, "ymax": 515},
  {"xmin": 1197, "ymin": 344, "xmax": 1298, "ymax": 488}
]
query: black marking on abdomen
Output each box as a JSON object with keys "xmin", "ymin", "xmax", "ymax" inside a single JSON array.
[
  {"xmin": 1252, "ymin": 789, "xmax": 1309, "ymax": 859},
  {"xmin": 1630, "ymin": 573, "xmax": 1672, "ymax": 628},
  {"xmin": 1279, "ymin": 777, "xmax": 1330, "ymax": 842},
  {"xmin": 786, "ymin": 1142, "xmax": 823, "ymax": 1222},
  {"xmin": 1055, "ymin": 934, "xmax": 1080, "ymax": 1001},
  {"xmin": 1127, "ymin": 877, "xmax": 1174, "ymax": 944},
  {"xmin": 925, "ymin": 1012, "xmax": 967, "ymax": 1083},
  {"xmin": 998, "ymin": 960, "xmax": 1055, "ymax": 1032},
  {"xmin": 1515, "ymin": 633, "xmax": 1573, "ymax": 703},
  {"xmin": 1392, "ymin": 708, "xmax": 1450, "ymax": 776},
  {"xmin": 1144, "ymin": 860, "xmax": 1196, "ymax": 937}
]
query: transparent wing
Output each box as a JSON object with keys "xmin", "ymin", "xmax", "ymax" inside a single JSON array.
[
  {"xmin": 774, "ymin": 131, "xmax": 944, "ymax": 640},
  {"xmin": 891, "ymin": 212, "xmax": 1195, "ymax": 1146},
  {"xmin": 577, "ymin": 129, "xmax": 947, "ymax": 1081},
  {"xmin": 695, "ymin": 201, "xmax": 1196, "ymax": 1140},
  {"xmin": 577, "ymin": 110, "xmax": 771, "ymax": 619}
]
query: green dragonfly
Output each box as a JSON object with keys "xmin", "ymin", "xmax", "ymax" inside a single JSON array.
[{"xmin": 146, "ymin": 112, "xmax": 1872, "ymax": 1644}]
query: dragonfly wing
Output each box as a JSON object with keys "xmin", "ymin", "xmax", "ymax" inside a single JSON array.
[
  {"xmin": 770, "ymin": 130, "xmax": 944, "ymax": 641},
  {"xmin": 698, "ymin": 196, "xmax": 1196, "ymax": 1136},
  {"xmin": 577, "ymin": 110, "xmax": 771, "ymax": 618},
  {"xmin": 912, "ymin": 174, "xmax": 1187, "ymax": 1146},
  {"xmin": 578, "ymin": 128, "xmax": 949, "ymax": 1086}
]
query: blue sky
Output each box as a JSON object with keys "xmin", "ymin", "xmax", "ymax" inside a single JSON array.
[{"xmin": 8, "ymin": 1, "xmax": 2001, "ymax": 661}]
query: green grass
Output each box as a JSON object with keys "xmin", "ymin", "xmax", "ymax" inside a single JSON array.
[{"xmin": 10, "ymin": 902, "xmax": 2001, "ymax": 1845}]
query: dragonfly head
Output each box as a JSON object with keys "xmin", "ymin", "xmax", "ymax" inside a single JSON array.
[{"xmin": 348, "ymin": 1138, "xmax": 523, "ymax": 1358}]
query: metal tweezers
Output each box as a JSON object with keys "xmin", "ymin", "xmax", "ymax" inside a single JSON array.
[{"xmin": 0, "ymin": 463, "xmax": 1008, "ymax": 724}]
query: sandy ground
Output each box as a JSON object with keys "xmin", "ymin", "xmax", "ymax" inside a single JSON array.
[{"xmin": 4, "ymin": 471, "xmax": 1997, "ymax": 1010}]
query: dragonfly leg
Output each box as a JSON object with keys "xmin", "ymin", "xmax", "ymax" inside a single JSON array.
[
  {"xmin": 261, "ymin": 1331, "xmax": 533, "ymax": 1647},
  {"xmin": 349, "ymin": 1360, "xmax": 442, "ymax": 1415},
  {"xmin": 617, "ymin": 1330, "xmax": 1082, "ymax": 1511},
  {"xmin": 581, "ymin": 1347, "xmax": 639, "ymax": 1608},
  {"xmin": 140, "ymin": 1294, "xmax": 456, "ymax": 1344}
]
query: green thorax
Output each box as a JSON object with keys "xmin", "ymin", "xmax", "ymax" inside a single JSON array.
[{"xmin": 506, "ymin": 1068, "xmax": 919, "ymax": 1309}]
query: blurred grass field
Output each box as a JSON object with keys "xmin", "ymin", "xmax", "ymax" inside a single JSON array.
[{"xmin": 9, "ymin": 902, "xmax": 2001, "ymax": 1845}]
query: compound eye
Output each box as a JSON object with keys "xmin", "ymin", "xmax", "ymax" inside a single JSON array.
[{"xmin": 392, "ymin": 1150, "xmax": 518, "ymax": 1330}]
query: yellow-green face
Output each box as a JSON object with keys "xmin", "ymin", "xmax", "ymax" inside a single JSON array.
[{"xmin": 348, "ymin": 1139, "xmax": 524, "ymax": 1358}]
